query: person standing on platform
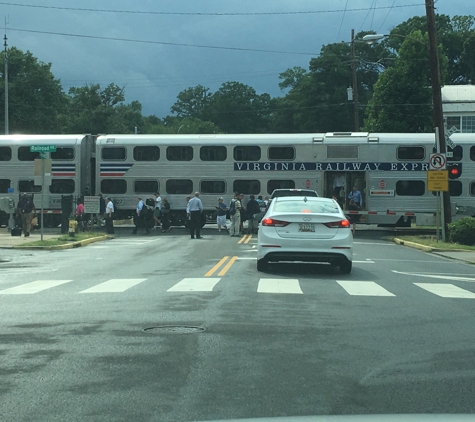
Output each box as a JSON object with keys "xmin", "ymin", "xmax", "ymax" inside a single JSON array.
[
  {"xmin": 105, "ymin": 197, "xmax": 114, "ymax": 234},
  {"xmin": 16, "ymin": 193, "xmax": 36, "ymax": 237},
  {"xmin": 187, "ymin": 192, "xmax": 203, "ymax": 239}
]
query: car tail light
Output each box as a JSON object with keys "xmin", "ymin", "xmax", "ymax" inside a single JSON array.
[
  {"xmin": 324, "ymin": 219, "xmax": 350, "ymax": 228},
  {"xmin": 261, "ymin": 217, "xmax": 290, "ymax": 227}
]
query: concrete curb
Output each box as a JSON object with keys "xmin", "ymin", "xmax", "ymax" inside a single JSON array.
[
  {"xmin": 12, "ymin": 235, "xmax": 112, "ymax": 250},
  {"xmin": 393, "ymin": 238, "xmax": 474, "ymax": 253},
  {"xmin": 393, "ymin": 238, "xmax": 434, "ymax": 252}
]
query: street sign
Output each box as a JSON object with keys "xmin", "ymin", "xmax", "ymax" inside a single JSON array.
[
  {"xmin": 427, "ymin": 170, "xmax": 448, "ymax": 191},
  {"xmin": 429, "ymin": 153, "xmax": 446, "ymax": 170},
  {"xmin": 84, "ymin": 196, "xmax": 100, "ymax": 214},
  {"xmin": 30, "ymin": 145, "xmax": 56, "ymax": 153}
]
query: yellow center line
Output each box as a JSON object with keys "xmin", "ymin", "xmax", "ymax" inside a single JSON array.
[
  {"xmin": 205, "ymin": 256, "xmax": 229, "ymax": 277},
  {"xmin": 217, "ymin": 256, "xmax": 238, "ymax": 276},
  {"xmin": 237, "ymin": 235, "xmax": 247, "ymax": 244},
  {"xmin": 244, "ymin": 234, "xmax": 253, "ymax": 244}
]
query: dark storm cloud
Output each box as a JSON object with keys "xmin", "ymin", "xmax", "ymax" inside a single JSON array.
[{"xmin": 0, "ymin": 0, "xmax": 473, "ymax": 117}]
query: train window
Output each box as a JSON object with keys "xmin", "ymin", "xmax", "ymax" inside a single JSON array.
[
  {"xmin": 200, "ymin": 180, "xmax": 226, "ymax": 194},
  {"xmin": 0, "ymin": 147, "xmax": 12, "ymax": 161},
  {"xmin": 397, "ymin": 146, "xmax": 425, "ymax": 161},
  {"xmin": 49, "ymin": 179, "xmax": 75, "ymax": 194},
  {"xmin": 447, "ymin": 146, "xmax": 463, "ymax": 162},
  {"xmin": 166, "ymin": 179, "xmax": 193, "ymax": 194},
  {"xmin": 18, "ymin": 147, "xmax": 40, "ymax": 161},
  {"xmin": 432, "ymin": 181, "xmax": 463, "ymax": 197},
  {"xmin": 449, "ymin": 181, "xmax": 462, "ymax": 196},
  {"xmin": 102, "ymin": 147, "xmax": 126, "ymax": 160},
  {"xmin": 200, "ymin": 146, "xmax": 227, "ymax": 161},
  {"xmin": 101, "ymin": 179, "xmax": 127, "ymax": 194},
  {"xmin": 470, "ymin": 182, "xmax": 475, "ymax": 196},
  {"xmin": 167, "ymin": 146, "xmax": 193, "ymax": 161},
  {"xmin": 134, "ymin": 180, "xmax": 159, "ymax": 193},
  {"xmin": 51, "ymin": 148, "xmax": 75, "ymax": 160},
  {"xmin": 268, "ymin": 146, "xmax": 295, "ymax": 160},
  {"xmin": 233, "ymin": 180, "xmax": 260, "ymax": 195},
  {"xmin": 395, "ymin": 180, "xmax": 425, "ymax": 196},
  {"xmin": 470, "ymin": 146, "xmax": 475, "ymax": 161},
  {"xmin": 0, "ymin": 179, "xmax": 10, "ymax": 193},
  {"xmin": 134, "ymin": 146, "xmax": 160, "ymax": 161},
  {"xmin": 267, "ymin": 180, "xmax": 295, "ymax": 194},
  {"xmin": 19, "ymin": 180, "xmax": 42, "ymax": 193},
  {"xmin": 233, "ymin": 146, "xmax": 261, "ymax": 161}
]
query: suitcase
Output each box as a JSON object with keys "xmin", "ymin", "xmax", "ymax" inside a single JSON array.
[{"xmin": 11, "ymin": 227, "xmax": 22, "ymax": 236}]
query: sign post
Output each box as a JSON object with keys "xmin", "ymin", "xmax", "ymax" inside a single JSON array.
[
  {"xmin": 31, "ymin": 145, "xmax": 56, "ymax": 241},
  {"xmin": 428, "ymin": 151, "xmax": 448, "ymax": 242}
]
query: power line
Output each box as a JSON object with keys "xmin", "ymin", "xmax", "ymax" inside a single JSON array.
[
  {"xmin": 7, "ymin": 27, "xmax": 320, "ymax": 56},
  {"xmin": 378, "ymin": 0, "xmax": 398, "ymax": 32},
  {"xmin": 335, "ymin": 0, "xmax": 349, "ymax": 41},
  {"xmin": 0, "ymin": 1, "xmax": 423, "ymax": 16}
]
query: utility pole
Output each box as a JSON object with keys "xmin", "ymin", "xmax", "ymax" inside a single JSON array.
[
  {"xmin": 425, "ymin": 0, "xmax": 451, "ymax": 239},
  {"xmin": 3, "ymin": 27, "xmax": 8, "ymax": 135},
  {"xmin": 351, "ymin": 29, "xmax": 359, "ymax": 132}
]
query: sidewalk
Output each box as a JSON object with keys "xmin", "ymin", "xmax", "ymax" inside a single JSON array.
[{"xmin": 0, "ymin": 228, "xmax": 63, "ymax": 249}]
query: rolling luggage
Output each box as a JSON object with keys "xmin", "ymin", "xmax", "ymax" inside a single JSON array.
[{"xmin": 11, "ymin": 226, "xmax": 22, "ymax": 236}]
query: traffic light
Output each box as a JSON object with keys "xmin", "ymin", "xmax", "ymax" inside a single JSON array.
[{"xmin": 447, "ymin": 163, "xmax": 462, "ymax": 179}]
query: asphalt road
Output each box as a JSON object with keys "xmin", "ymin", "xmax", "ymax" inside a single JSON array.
[{"xmin": 1, "ymin": 227, "xmax": 475, "ymax": 421}]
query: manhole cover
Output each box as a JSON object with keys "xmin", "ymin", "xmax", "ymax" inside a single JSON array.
[{"xmin": 143, "ymin": 325, "xmax": 206, "ymax": 334}]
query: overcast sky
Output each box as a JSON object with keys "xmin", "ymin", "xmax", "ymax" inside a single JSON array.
[{"xmin": 1, "ymin": 0, "xmax": 473, "ymax": 118}]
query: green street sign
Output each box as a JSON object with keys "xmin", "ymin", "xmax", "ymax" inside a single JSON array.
[{"xmin": 30, "ymin": 145, "xmax": 56, "ymax": 153}]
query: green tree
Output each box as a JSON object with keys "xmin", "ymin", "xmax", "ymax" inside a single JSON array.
[
  {"xmin": 170, "ymin": 85, "xmax": 213, "ymax": 121},
  {"xmin": 363, "ymin": 31, "xmax": 449, "ymax": 132},
  {"xmin": 209, "ymin": 81, "xmax": 271, "ymax": 133},
  {"xmin": 0, "ymin": 47, "xmax": 67, "ymax": 133},
  {"xmin": 270, "ymin": 31, "xmax": 389, "ymax": 133},
  {"xmin": 385, "ymin": 14, "xmax": 475, "ymax": 84},
  {"xmin": 65, "ymin": 83, "xmax": 143, "ymax": 133}
]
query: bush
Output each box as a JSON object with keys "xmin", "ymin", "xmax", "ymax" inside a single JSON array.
[{"xmin": 448, "ymin": 217, "xmax": 475, "ymax": 246}]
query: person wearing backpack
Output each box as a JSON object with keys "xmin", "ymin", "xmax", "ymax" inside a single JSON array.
[{"xmin": 229, "ymin": 192, "xmax": 242, "ymax": 237}]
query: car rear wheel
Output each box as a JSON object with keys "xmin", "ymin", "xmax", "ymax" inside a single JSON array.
[
  {"xmin": 340, "ymin": 259, "xmax": 352, "ymax": 274},
  {"xmin": 257, "ymin": 258, "xmax": 268, "ymax": 272}
]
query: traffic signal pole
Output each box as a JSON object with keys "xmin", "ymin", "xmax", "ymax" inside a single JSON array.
[{"xmin": 425, "ymin": 0, "xmax": 451, "ymax": 240}]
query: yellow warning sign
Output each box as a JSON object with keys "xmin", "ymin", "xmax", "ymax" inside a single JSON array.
[{"xmin": 427, "ymin": 170, "xmax": 448, "ymax": 191}]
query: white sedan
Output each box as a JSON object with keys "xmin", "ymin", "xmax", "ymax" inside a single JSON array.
[{"xmin": 256, "ymin": 196, "xmax": 353, "ymax": 273}]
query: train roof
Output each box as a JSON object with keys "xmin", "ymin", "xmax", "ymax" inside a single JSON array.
[
  {"xmin": 0, "ymin": 134, "xmax": 88, "ymax": 146},
  {"xmin": 95, "ymin": 132, "xmax": 474, "ymax": 146}
]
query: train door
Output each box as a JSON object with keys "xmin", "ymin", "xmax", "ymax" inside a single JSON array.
[{"xmin": 324, "ymin": 171, "xmax": 366, "ymax": 210}]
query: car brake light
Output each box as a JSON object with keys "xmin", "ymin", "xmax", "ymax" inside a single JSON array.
[
  {"xmin": 261, "ymin": 217, "xmax": 290, "ymax": 227},
  {"xmin": 324, "ymin": 219, "xmax": 350, "ymax": 228}
]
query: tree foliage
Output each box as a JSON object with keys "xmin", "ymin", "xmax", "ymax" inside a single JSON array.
[{"xmin": 0, "ymin": 47, "xmax": 66, "ymax": 133}]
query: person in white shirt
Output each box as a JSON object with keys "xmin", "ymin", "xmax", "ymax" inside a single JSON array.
[
  {"xmin": 105, "ymin": 197, "xmax": 114, "ymax": 235},
  {"xmin": 187, "ymin": 192, "xmax": 204, "ymax": 239},
  {"xmin": 153, "ymin": 192, "xmax": 162, "ymax": 229},
  {"xmin": 133, "ymin": 197, "xmax": 149, "ymax": 234}
]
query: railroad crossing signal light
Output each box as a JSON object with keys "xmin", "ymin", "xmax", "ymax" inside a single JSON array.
[{"xmin": 447, "ymin": 163, "xmax": 462, "ymax": 179}]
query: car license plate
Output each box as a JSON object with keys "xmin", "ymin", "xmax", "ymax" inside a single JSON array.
[{"xmin": 299, "ymin": 223, "xmax": 315, "ymax": 232}]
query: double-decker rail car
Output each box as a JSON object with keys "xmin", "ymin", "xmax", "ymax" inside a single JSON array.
[
  {"xmin": 95, "ymin": 132, "xmax": 475, "ymax": 227},
  {"xmin": 0, "ymin": 135, "xmax": 94, "ymax": 227}
]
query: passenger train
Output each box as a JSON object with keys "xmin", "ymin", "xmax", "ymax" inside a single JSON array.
[{"xmin": 0, "ymin": 132, "xmax": 474, "ymax": 227}]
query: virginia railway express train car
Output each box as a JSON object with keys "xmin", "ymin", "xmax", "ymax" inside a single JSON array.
[{"xmin": 1, "ymin": 132, "xmax": 474, "ymax": 227}]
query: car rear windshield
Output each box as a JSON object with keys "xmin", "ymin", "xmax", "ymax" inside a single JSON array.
[
  {"xmin": 273, "ymin": 200, "xmax": 339, "ymax": 214},
  {"xmin": 272, "ymin": 190, "xmax": 318, "ymax": 198}
]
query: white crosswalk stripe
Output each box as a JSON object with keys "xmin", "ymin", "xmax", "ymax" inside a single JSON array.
[
  {"xmin": 2, "ymin": 277, "xmax": 475, "ymax": 299},
  {"xmin": 79, "ymin": 278, "xmax": 147, "ymax": 293},
  {"xmin": 0, "ymin": 279, "xmax": 73, "ymax": 295},
  {"xmin": 167, "ymin": 278, "xmax": 221, "ymax": 292},
  {"xmin": 336, "ymin": 281, "xmax": 395, "ymax": 297},
  {"xmin": 257, "ymin": 278, "xmax": 303, "ymax": 294},
  {"xmin": 414, "ymin": 283, "xmax": 475, "ymax": 299}
]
